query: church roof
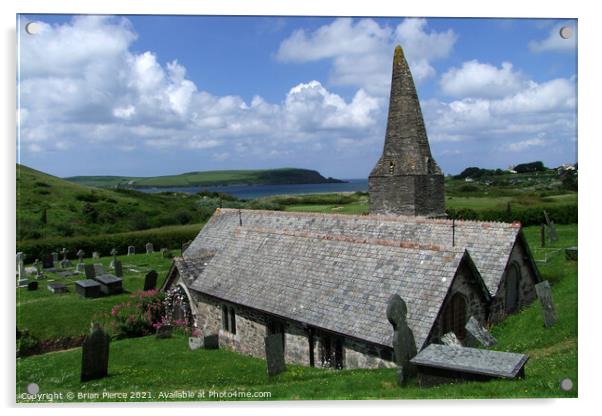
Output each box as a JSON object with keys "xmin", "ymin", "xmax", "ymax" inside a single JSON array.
[
  {"xmin": 181, "ymin": 225, "xmax": 481, "ymax": 350},
  {"xmin": 184, "ymin": 208, "xmax": 523, "ymax": 296}
]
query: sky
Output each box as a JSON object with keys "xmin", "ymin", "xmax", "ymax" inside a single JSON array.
[{"xmin": 16, "ymin": 14, "xmax": 577, "ymax": 178}]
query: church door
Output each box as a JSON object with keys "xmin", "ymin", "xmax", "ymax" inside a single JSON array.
[
  {"xmin": 442, "ymin": 293, "xmax": 467, "ymax": 340},
  {"xmin": 505, "ymin": 264, "xmax": 520, "ymax": 314},
  {"xmin": 320, "ymin": 335, "xmax": 344, "ymax": 369}
]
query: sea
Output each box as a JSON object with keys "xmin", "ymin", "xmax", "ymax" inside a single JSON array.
[{"xmin": 138, "ymin": 178, "xmax": 368, "ymax": 200}]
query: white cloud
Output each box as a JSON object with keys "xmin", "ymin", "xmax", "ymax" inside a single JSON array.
[
  {"xmin": 506, "ymin": 137, "xmax": 546, "ymax": 152},
  {"xmin": 18, "ymin": 16, "xmax": 381, "ymax": 159},
  {"xmin": 529, "ymin": 23, "xmax": 577, "ymax": 53},
  {"xmin": 440, "ymin": 60, "xmax": 527, "ymax": 98},
  {"xmin": 276, "ymin": 17, "xmax": 456, "ymax": 95}
]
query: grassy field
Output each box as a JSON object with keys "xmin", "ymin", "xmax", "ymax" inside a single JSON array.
[
  {"xmin": 15, "ymin": 223, "xmax": 577, "ymax": 402},
  {"xmin": 66, "ymin": 168, "xmax": 341, "ymax": 188}
]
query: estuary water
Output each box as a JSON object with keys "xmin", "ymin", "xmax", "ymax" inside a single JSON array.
[{"xmin": 138, "ymin": 178, "xmax": 368, "ymax": 200}]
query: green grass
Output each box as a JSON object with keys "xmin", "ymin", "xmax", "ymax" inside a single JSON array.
[
  {"xmin": 66, "ymin": 168, "xmax": 341, "ymax": 188},
  {"xmin": 16, "ymin": 223, "xmax": 577, "ymax": 401},
  {"xmin": 16, "ymin": 252, "xmax": 175, "ymax": 341}
]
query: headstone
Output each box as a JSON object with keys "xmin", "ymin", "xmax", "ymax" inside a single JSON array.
[
  {"xmin": 94, "ymin": 275, "xmax": 123, "ymax": 295},
  {"xmin": 188, "ymin": 337, "xmax": 203, "ymax": 350},
  {"xmin": 92, "ymin": 251, "xmax": 100, "ymax": 259},
  {"xmin": 80, "ymin": 324, "xmax": 111, "ymax": 382},
  {"xmin": 33, "ymin": 259, "xmax": 43, "ymax": 278},
  {"xmin": 203, "ymin": 334, "xmax": 219, "ymax": 349},
  {"xmin": 113, "ymin": 259, "xmax": 123, "ymax": 278},
  {"xmin": 75, "ymin": 279, "xmax": 102, "ymax": 298},
  {"xmin": 27, "ymin": 281, "xmax": 38, "ymax": 291},
  {"xmin": 75, "ymin": 262, "xmax": 86, "ymax": 273},
  {"xmin": 42, "ymin": 254, "xmax": 54, "ymax": 269},
  {"xmin": 441, "ymin": 332, "xmax": 463, "ymax": 347},
  {"xmin": 143, "ymin": 270, "xmax": 158, "ymax": 291},
  {"xmin": 84, "ymin": 264, "xmax": 96, "ymax": 280},
  {"xmin": 535, "ymin": 280, "xmax": 557, "ymax": 328},
  {"xmin": 109, "ymin": 248, "xmax": 118, "ymax": 269},
  {"xmin": 145, "ymin": 242, "xmax": 154, "ymax": 254},
  {"xmin": 16, "ymin": 252, "xmax": 26, "ymax": 280},
  {"xmin": 47, "ymin": 283, "xmax": 68, "ymax": 294},
  {"xmin": 127, "ymin": 246, "xmax": 135, "ymax": 256},
  {"xmin": 264, "ymin": 333, "xmax": 286, "ymax": 376},
  {"xmin": 156, "ymin": 325, "xmax": 173, "ymax": 339},
  {"xmin": 543, "ymin": 210, "xmax": 559, "ymax": 243},
  {"xmin": 565, "ymin": 247, "xmax": 578, "ymax": 261},
  {"xmin": 61, "ymin": 247, "xmax": 69, "ymax": 260},
  {"xmin": 386, "ymin": 294, "xmax": 417, "ymax": 386},
  {"xmin": 161, "ymin": 248, "xmax": 170, "ymax": 258},
  {"xmin": 77, "ymin": 249, "xmax": 85, "ymax": 262},
  {"xmin": 464, "ymin": 316, "xmax": 497, "ymax": 347},
  {"xmin": 93, "ymin": 264, "xmax": 106, "ymax": 277}
]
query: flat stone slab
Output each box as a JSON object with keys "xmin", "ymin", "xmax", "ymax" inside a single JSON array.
[
  {"xmin": 57, "ymin": 271, "xmax": 77, "ymax": 278},
  {"xmin": 92, "ymin": 274, "xmax": 123, "ymax": 295},
  {"xmin": 75, "ymin": 279, "xmax": 102, "ymax": 298},
  {"xmin": 565, "ymin": 247, "xmax": 578, "ymax": 261},
  {"xmin": 410, "ymin": 344, "xmax": 528, "ymax": 379},
  {"xmin": 47, "ymin": 283, "xmax": 68, "ymax": 294}
]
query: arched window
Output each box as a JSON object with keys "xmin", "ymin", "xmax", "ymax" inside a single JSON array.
[
  {"xmin": 442, "ymin": 292, "xmax": 467, "ymax": 340},
  {"xmin": 505, "ymin": 263, "xmax": 521, "ymax": 314}
]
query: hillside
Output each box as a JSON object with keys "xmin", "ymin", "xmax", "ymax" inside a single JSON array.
[
  {"xmin": 16, "ymin": 164, "xmax": 207, "ymax": 240},
  {"xmin": 66, "ymin": 168, "xmax": 344, "ymax": 189}
]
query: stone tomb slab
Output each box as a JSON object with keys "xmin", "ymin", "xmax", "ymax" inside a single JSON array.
[
  {"xmin": 410, "ymin": 344, "xmax": 528, "ymax": 387},
  {"xmin": 76, "ymin": 279, "xmax": 102, "ymax": 298},
  {"xmin": 464, "ymin": 316, "xmax": 496, "ymax": 347},
  {"xmin": 93, "ymin": 274, "xmax": 123, "ymax": 295},
  {"xmin": 47, "ymin": 283, "xmax": 68, "ymax": 294}
]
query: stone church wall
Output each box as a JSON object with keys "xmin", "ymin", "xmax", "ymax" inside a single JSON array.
[
  {"xmin": 188, "ymin": 290, "xmax": 396, "ymax": 370},
  {"xmin": 488, "ymin": 240, "xmax": 539, "ymax": 323}
]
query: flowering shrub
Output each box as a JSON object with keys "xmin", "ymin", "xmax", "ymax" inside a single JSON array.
[{"xmin": 96, "ymin": 289, "xmax": 165, "ymax": 338}]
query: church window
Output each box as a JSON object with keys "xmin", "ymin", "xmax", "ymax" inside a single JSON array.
[{"xmin": 221, "ymin": 305, "xmax": 236, "ymax": 334}]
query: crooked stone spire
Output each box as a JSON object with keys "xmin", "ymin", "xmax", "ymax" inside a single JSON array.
[{"xmin": 368, "ymin": 45, "xmax": 445, "ymax": 217}]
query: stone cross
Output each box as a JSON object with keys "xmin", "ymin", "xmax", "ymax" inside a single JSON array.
[
  {"xmin": 109, "ymin": 248, "xmax": 118, "ymax": 269},
  {"xmin": 535, "ymin": 280, "xmax": 557, "ymax": 328},
  {"xmin": 464, "ymin": 316, "xmax": 496, "ymax": 347},
  {"xmin": 127, "ymin": 246, "xmax": 135, "ymax": 256},
  {"xmin": 143, "ymin": 270, "xmax": 158, "ymax": 291},
  {"xmin": 61, "ymin": 248, "xmax": 69, "ymax": 260},
  {"xmin": 386, "ymin": 294, "xmax": 417, "ymax": 385},
  {"xmin": 77, "ymin": 249, "xmax": 85, "ymax": 262},
  {"xmin": 80, "ymin": 324, "xmax": 111, "ymax": 382},
  {"xmin": 145, "ymin": 242, "xmax": 154, "ymax": 254},
  {"xmin": 264, "ymin": 333, "xmax": 286, "ymax": 376}
]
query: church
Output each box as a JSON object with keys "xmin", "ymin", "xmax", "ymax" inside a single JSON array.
[{"xmin": 162, "ymin": 46, "xmax": 541, "ymax": 370}]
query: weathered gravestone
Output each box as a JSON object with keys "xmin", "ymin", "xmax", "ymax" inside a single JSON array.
[
  {"xmin": 42, "ymin": 254, "xmax": 54, "ymax": 269},
  {"xmin": 156, "ymin": 325, "xmax": 173, "ymax": 339},
  {"xmin": 143, "ymin": 270, "xmax": 158, "ymax": 291},
  {"xmin": 75, "ymin": 249, "xmax": 86, "ymax": 272},
  {"xmin": 543, "ymin": 210, "xmax": 559, "ymax": 243},
  {"xmin": 92, "ymin": 251, "xmax": 100, "ymax": 259},
  {"xmin": 203, "ymin": 334, "xmax": 219, "ymax": 349},
  {"xmin": 188, "ymin": 336, "xmax": 203, "ymax": 350},
  {"xmin": 84, "ymin": 264, "xmax": 96, "ymax": 280},
  {"xmin": 127, "ymin": 246, "xmax": 135, "ymax": 256},
  {"xmin": 161, "ymin": 248, "xmax": 170, "ymax": 258},
  {"xmin": 33, "ymin": 259, "xmax": 43, "ymax": 278},
  {"xmin": 75, "ymin": 279, "xmax": 101, "ymax": 298},
  {"xmin": 145, "ymin": 242, "xmax": 154, "ymax": 254},
  {"xmin": 441, "ymin": 332, "xmax": 463, "ymax": 347},
  {"xmin": 565, "ymin": 247, "xmax": 578, "ymax": 261},
  {"xmin": 60, "ymin": 248, "xmax": 72, "ymax": 268},
  {"xmin": 81, "ymin": 324, "xmax": 111, "ymax": 382},
  {"xmin": 109, "ymin": 248, "xmax": 118, "ymax": 269},
  {"xmin": 464, "ymin": 316, "xmax": 497, "ymax": 347},
  {"xmin": 113, "ymin": 259, "xmax": 123, "ymax": 278},
  {"xmin": 264, "ymin": 333, "xmax": 286, "ymax": 376},
  {"xmin": 535, "ymin": 280, "xmax": 556, "ymax": 328},
  {"xmin": 93, "ymin": 264, "xmax": 106, "ymax": 277},
  {"xmin": 386, "ymin": 294, "xmax": 417, "ymax": 386},
  {"xmin": 16, "ymin": 252, "xmax": 26, "ymax": 280}
]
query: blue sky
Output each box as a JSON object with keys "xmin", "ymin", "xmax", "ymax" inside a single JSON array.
[{"xmin": 17, "ymin": 15, "xmax": 577, "ymax": 178}]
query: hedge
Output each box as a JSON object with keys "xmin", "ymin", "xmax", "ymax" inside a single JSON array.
[
  {"xmin": 446, "ymin": 204, "xmax": 577, "ymax": 226},
  {"xmin": 17, "ymin": 224, "xmax": 203, "ymax": 263}
]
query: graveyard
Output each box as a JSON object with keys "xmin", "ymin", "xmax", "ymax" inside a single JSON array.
[{"xmin": 15, "ymin": 223, "xmax": 577, "ymax": 401}]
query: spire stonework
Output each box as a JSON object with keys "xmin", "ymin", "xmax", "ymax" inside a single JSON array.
[{"xmin": 368, "ymin": 45, "xmax": 445, "ymax": 217}]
